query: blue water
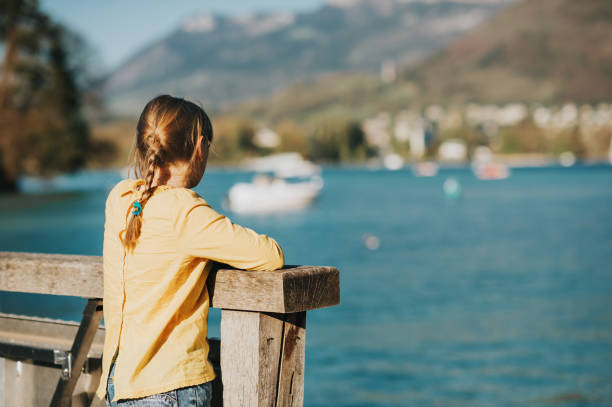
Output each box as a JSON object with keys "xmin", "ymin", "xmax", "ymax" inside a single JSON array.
[{"xmin": 1, "ymin": 166, "xmax": 612, "ymax": 406}]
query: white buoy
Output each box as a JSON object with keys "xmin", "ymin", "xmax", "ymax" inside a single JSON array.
[
  {"xmin": 362, "ymin": 234, "xmax": 380, "ymax": 250},
  {"xmin": 559, "ymin": 151, "xmax": 576, "ymax": 167},
  {"xmin": 443, "ymin": 177, "xmax": 462, "ymax": 200}
]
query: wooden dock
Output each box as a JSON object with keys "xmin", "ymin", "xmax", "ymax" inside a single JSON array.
[{"xmin": 0, "ymin": 251, "xmax": 340, "ymax": 406}]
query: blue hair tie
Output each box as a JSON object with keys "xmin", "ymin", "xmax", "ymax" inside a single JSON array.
[{"xmin": 131, "ymin": 200, "xmax": 142, "ymax": 216}]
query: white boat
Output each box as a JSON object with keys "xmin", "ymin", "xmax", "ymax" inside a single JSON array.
[
  {"xmin": 473, "ymin": 162, "xmax": 510, "ymax": 180},
  {"xmin": 412, "ymin": 161, "xmax": 439, "ymax": 177},
  {"xmin": 471, "ymin": 146, "xmax": 510, "ymax": 180},
  {"xmin": 228, "ymin": 175, "xmax": 323, "ymax": 214},
  {"xmin": 383, "ymin": 153, "xmax": 404, "ymax": 170},
  {"xmin": 244, "ymin": 153, "xmax": 320, "ymax": 178}
]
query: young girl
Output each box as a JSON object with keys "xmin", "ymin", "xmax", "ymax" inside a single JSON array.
[{"xmin": 96, "ymin": 95, "xmax": 284, "ymax": 406}]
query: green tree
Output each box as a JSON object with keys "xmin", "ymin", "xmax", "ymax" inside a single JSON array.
[
  {"xmin": 307, "ymin": 116, "xmax": 372, "ymax": 162},
  {"xmin": 0, "ymin": 0, "xmax": 90, "ymax": 192},
  {"xmin": 237, "ymin": 120, "xmax": 256, "ymax": 154},
  {"xmin": 497, "ymin": 121, "xmax": 548, "ymax": 154},
  {"xmin": 276, "ymin": 120, "xmax": 308, "ymax": 154}
]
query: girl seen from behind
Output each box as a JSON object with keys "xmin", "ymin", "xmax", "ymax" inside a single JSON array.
[{"xmin": 97, "ymin": 95, "xmax": 284, "ymax": 406}]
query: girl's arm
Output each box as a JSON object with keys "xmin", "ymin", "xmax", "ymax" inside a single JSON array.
[{"xmin": 175, "ymin": 199, "xmax": 284, "ymax": 271}]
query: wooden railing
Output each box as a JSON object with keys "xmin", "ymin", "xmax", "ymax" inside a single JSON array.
[{"xmin": 0, "ymin": 251, "xmax": 340, "ymax": 407}]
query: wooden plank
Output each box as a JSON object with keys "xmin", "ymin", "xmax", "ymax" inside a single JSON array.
[
  {"xmin": 281, "ymin": 266, "xmax": 340, "ymax": 313},
  {"xmin": 256, "ymin": 313, "xmax": 284, "ymax": 407},
  {"xmin": 208, "ymin": 268, "xmax": 285, "ymax": 312},
  {"xmin": 209, "ymin": 265, "xmax": 340, "ymax": 313},
  {"xmin": 1, "ymin": 252, "xmax": 340, "ymax": 313},
  {"xmin": 276, "ymin": 312, "xmax": 306, "ymax": 407},
  {"xmin": 50, "ymin": 299, "xmax": 103, "ymax": 407},
  {"xmin": 220, "ymin": 310, "xmax": 284, "ymax": 407},
  {"xmin": 0, "ymin": 252, "xmax": 102, "ymax": 298},
  {"xmin": 221, "ymin": 310, "xmax": 259, "ymax": 406},
  {"xmin": 0, "ymin": 313, "xmax": 105, "ymax": 357}
]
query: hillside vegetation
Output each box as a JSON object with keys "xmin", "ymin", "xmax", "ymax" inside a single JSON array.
[
  {"xmin": 405, "ymin": 0, "xmax": 612, "ymax": 104},
  {"xmin": 228, "ymin": 0, "xmax": 612, "ymax": 124},
  {"xmin": 230, "ymin": 72, "xmax": 416, "ymax": 124}
]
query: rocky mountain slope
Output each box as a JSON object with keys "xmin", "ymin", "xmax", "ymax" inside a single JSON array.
[
  {"xmin": 405, "ymin": 0, "xmax": 612, "ymax": 104},
  {"xmin": 232, "ymin": 0, "xmax": 612, "ymax": 124},
  {"xmin": 102, "ymin": 0, "xmax": 512, "ymax": 115}
]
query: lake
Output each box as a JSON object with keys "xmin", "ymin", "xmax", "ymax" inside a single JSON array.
[{"xmin": 1, "ymin": 165, "xmax": 612, "ymax": 406}]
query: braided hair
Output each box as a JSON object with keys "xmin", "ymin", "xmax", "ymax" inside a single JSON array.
[{"xmin": 120, "ymin": 95, "xmax": 213, "ymax": 252}]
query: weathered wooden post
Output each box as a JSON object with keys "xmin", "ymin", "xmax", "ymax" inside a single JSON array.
[
  {"xmin": 208, "ymin": 265, "xmax": 339, "ymax": 406},
  {"xmin": 0, "ymin": 252, "xmax": 340, "ymax": 407}
]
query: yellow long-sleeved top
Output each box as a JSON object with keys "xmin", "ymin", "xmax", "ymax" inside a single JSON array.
[{"xmin": 95, "ymin": 179, "xmax": 284, "ymax": 401}]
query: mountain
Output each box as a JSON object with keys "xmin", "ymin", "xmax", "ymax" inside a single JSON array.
[
  {"xmin": 404, "ymin": 0, "xmax": 612, "ymax": 104},
  {"xmin": 232, "ymin": 0, "xmax": 612, "ymax": 124},
  {"xmin": 102, "ymin": 0, "xmax": 513, "ymax": 115}
]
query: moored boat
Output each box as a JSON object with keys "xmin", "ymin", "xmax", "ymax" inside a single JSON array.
[
  {"xmin": 227, "ymin": 175, "xmax": 323, "ymax": 214},
  {"xmin": 412, "ymin": 161, "xmax": 439, "ymax": 177},
  {"xmin": 473, "ymin": 162, "xmax": 510, "ymax": 180}
]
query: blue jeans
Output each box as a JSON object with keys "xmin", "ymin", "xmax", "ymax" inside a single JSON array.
[{"xmin": 105, "ymin": 358, "xmax": 212, "ymax": 407}]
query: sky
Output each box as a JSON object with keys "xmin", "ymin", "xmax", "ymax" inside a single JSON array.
[{"xmin": 40, "ymin": 0, "xmax": 325, "ymax": 73}]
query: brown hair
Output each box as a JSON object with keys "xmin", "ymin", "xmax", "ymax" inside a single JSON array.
[{"xmin": 121, "ymin": 95, "xmax": 213, "ymax": 252}]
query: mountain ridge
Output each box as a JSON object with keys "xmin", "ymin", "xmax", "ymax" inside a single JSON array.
[
  {"xmin": 404, "ymin": 0, "xmax": 612, "ymax": 104},
  {"xmin": 228, "ymin": 0, "xmax": 612, "ymax": 124},
  {"xmin": 102, "ymin": 0, "xmax": 513, "ymax": 115}
]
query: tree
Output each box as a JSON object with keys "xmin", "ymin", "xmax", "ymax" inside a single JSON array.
[
  {"xmin": 276, "ymin": 120, "xmax": 308, "ymax": 154},
  {"xmin": 307, "ymin": 116, "xmax": 372, "ymax": 162},
  {"xmin": 0, "ymin": 0, "xmax": 90, "ymax": 192},
  {"xmin": 236, "ymin": 120, "xmax": 256, "ymax": 154}
]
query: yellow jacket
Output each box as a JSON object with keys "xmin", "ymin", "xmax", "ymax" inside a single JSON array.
[{"xmin": 95, "ymin": 179, "xmax": 284, "ymax": 401}]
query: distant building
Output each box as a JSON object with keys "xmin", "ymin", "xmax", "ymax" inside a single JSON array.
[
  {"xmin": 253, "ymin": 127, "xmax": 280, "ymax": 149},
  {"xmin": 551, "ymin": 103, "xmax": 578, "ymax": 128},
  {"xmin": 438, "ymin": 139, "xmax": 467, "ymax": 162},
  {"xmin": 363, "ymin": 113, "xmax": 392, "ymax": 148},
  {"xmin": 395, "ymin": 111, "xmax": 426, "ymax": 158},
  {"xmin": 534, "ymin": 103, "xmax": 579, "ymax": 129},
  {"xmin": 533, "ymin": 106, "xmax": 552, "ymax": 128},
  {"xmin": 425, "ymin": 104, "xmax": 445, "ymax": 122},
  {"xmin": 472, "ymin": 145, "xmax": 493, "ymax": 164},
  {"xmin": 440, "ymin": 108, "xmax": 463, "ymax": 130},
  {"xmin": 466, "ymin": 104, "xmax": 497, "ymax": 126},
  {"xmin": 497, "ymin": 103, "xmax": 528, "ymax": 126}
]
